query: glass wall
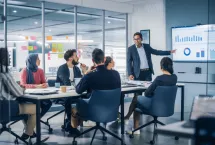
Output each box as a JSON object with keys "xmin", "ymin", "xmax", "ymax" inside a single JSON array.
[
  {"xmin": 1, "ymin": 0, "xmax": 128, "ymax": 77},
  {"xmin": 105, "ymin": 11, "xmax": 126, "ymax": 75},
  {"xmin": 44, "ymin": 2, "xmax": 74, "ymax": 76},
  {"xmin": 77, "ymin": 7, "xmax": 103, "ymax": 68},
  {"xmin": 0, "ymin": 4, "xmax": 3, "ymax": 48},
  {"xmin": 5, "ymin": 0, "xmax": 41, "ymax": 81}
]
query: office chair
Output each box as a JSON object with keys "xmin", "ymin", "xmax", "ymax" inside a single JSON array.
[
  {"xmin": 129, "ymin": 86, "xmax": 178, "ymax": 145},
  {"xmin": 0, "ymin": 100, "xmax": 29, "ymax": 145},
  {"xmin": 44, "ymin": 79, "xmax": 66, "ymax": 132},
  {"xmin": 72, "ymin": 88, "xmax": 126, "ymax": 145},
  {"xmin": 195, "ymin": 117, "xmax": 215, "ymax": 145}
]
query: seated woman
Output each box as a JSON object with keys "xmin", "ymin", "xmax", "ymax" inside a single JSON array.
[
  {"xmin": 126, "ymin": 57, "xmax": 177, "ymax": 135},
  {"xmin": 0, "ymin": 48, "xmax": 36, "ymax": 140},
  {"xmin": 20, "ymin": 54, "xmax": 52, "ymax": 118},
  {"xmin": 105, "ymin": 56, "xmax": 115, "ymax": 70}
]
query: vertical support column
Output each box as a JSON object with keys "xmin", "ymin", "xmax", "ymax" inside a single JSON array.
[
  {"xmin": 42, "ymin": 1, "xmax": 45, "ymax": 72},
  {"xmin": 74, "ymin": 6, "xmax": 77, "ymax": 49},
  {"xmin": 102, "ymin": 10, "xmax": 105, "ymax": 52},
  {"xmin": 125, "ymin": 13, "xmax": 128, "ymax": 77}
]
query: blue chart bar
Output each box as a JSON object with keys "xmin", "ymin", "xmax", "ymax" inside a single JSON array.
[
  {"xmin": 201, "ymin": 50, "xmax": 205, "ymax": 57},
  {"xmin": 175, "ymin": 35, "xmax": 203, "ymax": 42},
  {"xmin": 196, "ymin": 52, "xmax": 200, "ymax": 57}
]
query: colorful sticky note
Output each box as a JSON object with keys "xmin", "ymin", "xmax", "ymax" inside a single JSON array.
[
  {"xmin": 58, "ymin": 43, "xmax": 63, "ymax": 49},
  {"xmin": 25, "ymin": 36, "xmax": 29, "ymax": 40},
  {"xmin": 33, "ymin": 46, "xmax": 37, "ymax": 50},
  {"xmin": 52, "ymin": 48, "xmax": 57, "ymax": 52},
  {"xmin": 28, "ymin": 46, "xmax": 33, "ymax": 51},
  {"xmin": 46, "ymin": 36, "xmax": 52, "ymax": 40},
  {"xmin": 30, "ymin": 36, "xmax": 36, "ymax": 40},
  {"xmin": 52, "ymin": 43, "xmax": 57, "ymax": 49},
  {"xmin": 58, "ymin": 54, "xmax": 64, "ymax": 58},
  {"xmin": 21, "ymin": 46, "xmax": 27, "ymax": 50}
]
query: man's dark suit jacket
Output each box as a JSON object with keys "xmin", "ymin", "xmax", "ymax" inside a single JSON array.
[
  {"xmin": 56, "ymin": 63, "xmax": 82, "ymax": 86},
  {"xmin": 76, "ymin": 65, "xmax": 121, "ymax": 96},
  {"xmin": 127, "ymin": 43, "xmax": 170, "ymax": 78}
]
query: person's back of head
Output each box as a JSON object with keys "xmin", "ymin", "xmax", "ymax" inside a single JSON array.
[
  {"xmin": 104, "ymin": 56, "xmax": 112, "ymax": 68},
  {"xmin": 0, "ymin": 48, "xmax": 9, "ymax": 73},
  {"xmin": 92, "ymin": 48, "xmax": 105, "ymax": 65},
  {"xmin": 160, "ymin": 57, "xmax": 174, "ymax": 74}
]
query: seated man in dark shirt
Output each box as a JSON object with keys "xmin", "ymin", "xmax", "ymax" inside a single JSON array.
[
  {"xmin": 126, "ymin": 57, "xmax": 177, "ymax": 135},
  {"xmin": 70, "ymin": 48, "xmax": 121, "ymax": 131},
  {"xmin": 56, "ymin": 49, "xmax": 87, "ymax": 134}
]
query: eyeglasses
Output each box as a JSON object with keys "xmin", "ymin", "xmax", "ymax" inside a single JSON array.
[{"xmin": 133, "ymin": 38, "xmax": 141, "ymax": 41}]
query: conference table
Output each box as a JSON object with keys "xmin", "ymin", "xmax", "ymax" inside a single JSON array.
[{"xmin": 20, "ymin": 83, "xmax": 184, "ymax": 144}]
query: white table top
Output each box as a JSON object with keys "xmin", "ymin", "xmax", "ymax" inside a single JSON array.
[
  {"xmin": 156, "ymin": 121, "xmax": 194, "ymax": 139},
  {"xmin": 21, "ymin": 83, "xmax": 184, "ymax": 100}
]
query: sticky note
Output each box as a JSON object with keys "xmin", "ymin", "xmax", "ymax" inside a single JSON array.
[
  {"xmin": 52, "ymin": 43, "xmax": 57, "ymax": 49},
  {"xmin": 33, "ymin": 46, "xmax": 37, "ymax": 50},
  {"xmin": 21, "ymin": 46, "xmax": 27, "ymax": 50},
  {"xmin": 28, "ymin": 46, "xmax": 33, "ymax": 51},
  {"xmin": 46, "ymin": 36, "xmax": 52, "ymax": 40},
  {"xmin": 52, "ymin": 48, "xmax": 57, "ymax": 52},
  {"xmin": 30, "ymin": 36, "xmax": 36, "ymax": 40},
  {"xmin": 58, "ymin": 54, "xmax": 64, "ymax": 58}
]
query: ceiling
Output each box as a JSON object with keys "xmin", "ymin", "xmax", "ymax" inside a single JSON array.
[
  {"xmin": 0, "ymin": 0, "xmax": 126, "ymax": 43},
  {"xmin": 104, "ymin": 0, "xmax": 147, "ymax": 5}
]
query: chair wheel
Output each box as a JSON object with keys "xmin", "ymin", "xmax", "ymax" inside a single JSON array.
[
  {"xmin": 103, "ymin": 136, "xmax": 107, "ymax": 141},
  {"xmin": 175, "ymin": 136, "xmax": 179, "ymax": 140},
  {"xmin": 129, "ymin": 134, "xmax": 134, "ymax": 138},
  {"xmin": 73, "ymin": 140, "xmax": 77, "ymax": 145},
  {"xmin": 49, "ymin": 128, "xmax": 53, "ymax": 133},
  {"xmin": 150, "ymin": 140, "xmax": 154, "ymax": 145},
  {"xmin": 14, "ymin": 138, "xmax": 19, "ymax": 144}
]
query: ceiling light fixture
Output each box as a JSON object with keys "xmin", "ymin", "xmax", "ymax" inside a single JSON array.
[
  {"xmin": 108, "ymin": 21, "xmax": 111, "ymax": 24},
  {"xmin": 13, "ymin": 10, "xmax": 17, "ymax": 13},
  {"xmin": 34, "ymin": 21, "xmax": 38, "ymax": 25},
  {"xmin": 49, "ymin": 29, "xmax": 51, "ymax": 32}
]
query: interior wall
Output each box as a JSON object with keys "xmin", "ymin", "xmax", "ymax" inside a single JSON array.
[
  {"xmin": 43, "ymin": 0, "xmax": 133, "ymax": 13},
  {"xmin": 129, "ymin": 0, "xmax": 167, "ymax": 78},
  {"xmin": 166, "ymin": 0, "xmax": 215, "ymax": 114}
]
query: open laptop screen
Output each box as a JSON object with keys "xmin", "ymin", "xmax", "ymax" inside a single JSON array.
[{"xmin": 190, "ymin": 96, "xmax": 215, "ymax": 120}]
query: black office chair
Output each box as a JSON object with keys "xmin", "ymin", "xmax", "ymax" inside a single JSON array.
[
  {"xmin": 0, "ymin": 100, "xmax": 29, "ymax": 145},
  {"xmin": 195, "ymin": 117, "xmax": 215, "ymax": 145},
  {"xmin": 72, "ymin": 88, "xmax": 125, "ymax": 145},
  {"xmin": 129, "ymin": 86, "xmax": 178, "ymax": 145},
  {"xmin": 42, "ymin": 79, "xmax": 66, "ymax": 132}
]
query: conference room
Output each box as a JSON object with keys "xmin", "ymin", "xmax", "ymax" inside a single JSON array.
[{"xmin": 0, "ymin": 0, "xmax": 215, "ymax": 145}]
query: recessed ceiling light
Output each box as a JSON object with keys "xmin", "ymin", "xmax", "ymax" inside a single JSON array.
[
  {"xmin": 108, "ymin": 21, "xmax": 111, "ymax": 24},
  {"xmin": 34, "ymin": 21, "xmax": 38, "ymax": 25},
  {"xmin": 13, "ymin": 10, "xmax": 17, "ymax": 13},
  {"xmin": 49, "ymin": 29, "xmax": 51, "ymax": 32}
]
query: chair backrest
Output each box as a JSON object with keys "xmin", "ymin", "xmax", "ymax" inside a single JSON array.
[
  {"xmin": 195, "ymin": 117, "xmax": 215, "ymax": 145},
  {"xmin": 150, "ymin": 86, "xmax": 178, "ymax": 117},
  {"xmin": 0, "ymin": 100, "xmax": 27, "ymax": 123},
  {"xmin": 87, "ymin": 88, "xmax": 121, "ymax": 123},
  {"xmin": 47, "ymin": 79, "xmax": 56, "ymax": 87}
]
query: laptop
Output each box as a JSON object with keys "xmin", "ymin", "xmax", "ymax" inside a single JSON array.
[{"xmin": 182, "ymin": 96, "xmax": 215, "ymax": 128}]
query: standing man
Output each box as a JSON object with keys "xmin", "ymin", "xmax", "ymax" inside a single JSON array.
[{"xmin": 124, "ymin": 32, "xmax": 176, "ymax": 121}]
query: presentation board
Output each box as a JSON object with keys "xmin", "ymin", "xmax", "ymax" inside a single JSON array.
[{"xmin": 172, "ymin": 24, "xmax": 215, "ymax": 62}]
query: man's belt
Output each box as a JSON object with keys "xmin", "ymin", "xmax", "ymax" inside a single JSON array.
[{"xmin": 140, "ymin": 68, "xmax": 149, "ymax": 71}]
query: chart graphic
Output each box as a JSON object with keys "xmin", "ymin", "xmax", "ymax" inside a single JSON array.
[
  {"xmin": 184, "ymin": 48, "xmax": 191, "ymax": 56},
  {"xmin": 175, "ymin": 35, "xmax": 203, "ymax": 43}
]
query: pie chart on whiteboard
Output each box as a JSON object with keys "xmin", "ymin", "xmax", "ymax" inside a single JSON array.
[{"xmin": 184, "ymin": 48, "xmax": 191, "ymax": 56}]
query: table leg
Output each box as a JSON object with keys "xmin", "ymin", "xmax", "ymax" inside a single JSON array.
[
  {"xmin": 181, "ymin": 86, "xmax": 184, "ymax": 121},
  {"xmin": 121, "ymin": 94, "xmax": 125, "ymax": 134},
  {"xmin": 36, "ymin": 100, "xmax": 41, "ymax": 144}
]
